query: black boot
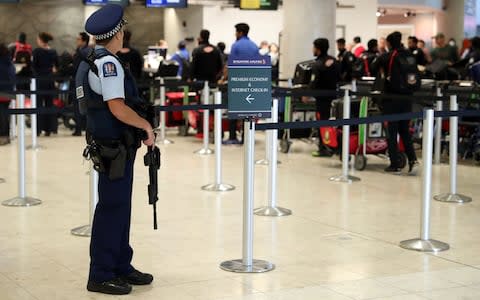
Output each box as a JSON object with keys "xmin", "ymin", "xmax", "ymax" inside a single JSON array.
[
  {"xmin": 121, "ymin": 269, "xmax": 154, "ymax": 285},
  {"xmin": 87, "ymin": 278, "xmax": 132, "ymax": 295}
]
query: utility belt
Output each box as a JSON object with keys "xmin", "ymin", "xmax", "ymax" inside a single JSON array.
[{"xmin": 83, "ymin": 129, "xmax": 142, "ymax": 180}]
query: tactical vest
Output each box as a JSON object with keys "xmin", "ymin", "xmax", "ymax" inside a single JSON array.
[{"xmin": 75, "ymin": 47, "xmax": 144, "ymax": 140}]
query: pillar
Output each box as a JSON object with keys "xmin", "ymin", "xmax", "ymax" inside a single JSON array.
[{"xmin": 279, "ymin": 0, "xmax": 336, "ymax": 80}]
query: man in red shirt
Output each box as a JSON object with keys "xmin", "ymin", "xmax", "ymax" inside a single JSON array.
[{"xmin": 352, "ymin": 36, "xmax": 366, "ymax": 58}]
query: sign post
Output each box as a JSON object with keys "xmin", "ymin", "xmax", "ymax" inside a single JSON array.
[{"xmin": 221, "ymin": 56, "xmax": 275, "ymax": 273}]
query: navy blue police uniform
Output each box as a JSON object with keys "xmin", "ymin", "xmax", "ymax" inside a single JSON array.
[{"xmin": 75, "ymin": 4, "xmax": 153, "ymax": 295}]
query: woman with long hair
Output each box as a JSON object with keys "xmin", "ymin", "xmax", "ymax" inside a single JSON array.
[{"xmin": 32, "ymin": 32, "xmax": 58, "ymax": 136}]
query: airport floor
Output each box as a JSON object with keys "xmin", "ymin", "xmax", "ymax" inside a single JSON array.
[{"xmin": 1, "ymin": 127, "xmax": 480, "ymax": 300}]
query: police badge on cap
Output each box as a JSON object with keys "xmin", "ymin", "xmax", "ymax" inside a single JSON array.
[{"xmin": 85, "ymin": 4, "xmax": 128, "ymax": 41}]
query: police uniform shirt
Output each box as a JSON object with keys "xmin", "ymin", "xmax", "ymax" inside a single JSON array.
[{"xmin": 88, "ymin": 46, "xmax": 125, "ymax": 101}]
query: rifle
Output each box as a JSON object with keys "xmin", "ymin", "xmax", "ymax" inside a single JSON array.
[
  {"xmin": 137, "ymin": 102, "xmax": 161, "ymax": 230},
  {"xmin": 144, "ymin": 145, "xmax": 161, "ymax": 230}
]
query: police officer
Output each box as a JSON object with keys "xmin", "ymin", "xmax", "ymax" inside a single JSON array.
[
  {"xmin": 76, "ymin": 4, "xmax": 155, "ymax": 295},
  {"xmin": 303, "ymin": 38, "xmax": 340, "ymax": 157}
]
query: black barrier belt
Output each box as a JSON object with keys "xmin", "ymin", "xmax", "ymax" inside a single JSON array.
[
  {"xmin": 6, "ymin": 104, "xmax": 227, "ymax": 115},
  {"xmin": 256, "ymin": 110, "xmax": 480, "ymax": 131},
  {"xmin": 0, "ymin": 76, "xmax": 75, "ymax": 85},
  {"xmin": 256, "ymin": 112, "xmax": 423, "ymax": 131},
  {"xmin": 8, "ymin": 107, "xmax": 71, "ymax": 115},
  {"xmin": 154, "ymin": 103, "xmax": 227, "ymax": 112},
  {"xmin": 435, "ymin": 110, "xmax": 480, "ymax": 118}
]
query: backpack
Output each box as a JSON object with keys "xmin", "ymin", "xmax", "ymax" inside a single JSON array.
[
  {"xmin": 13, "ymin": 42, "xmax": 32, "ymax": 63},
  {"xmin": 352, "ymin": 53, "xmax": 370, "ymax": 78},
  {"xmin": 386, "ymin": 49, "xmax": 421, "ymax": 94},
  {"xmin": 178, "ymin": 56, "xmax": 192, "ymax": 81},
  {"xmin": 293, "ymin": 59, "xmax": 316, "ymax": 85},
  {"xmin": 156, "ymin": 59, "xmax": 180, "ymax": 78}
]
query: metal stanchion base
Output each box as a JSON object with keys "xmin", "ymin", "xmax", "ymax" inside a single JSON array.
[
  {"xmin": 255, "ymin": 159, "xmax": 281, "ymax": 165},
  {"xmin": 434, "ymin": 193, "xmax": 472, "ymax": 204},
  {"xmin": 201, "ymin": 183, "xmax": 235, "ymax": 192},
  {"xmin": 2, "ymin": 197, "xmax": 42, "ymax": 207},
  {"xmin": 71, "ymin": 225, "xmax": 91, "ymax": 237},
  {"xmin": 156, "ymin": 139, "xmax": 174, "ymax": 145},
  {"xmin": 329, "ymin": 175, "xmax": 361, "ymax": 183},
  {"xmin": 26, "ymin": 145, "xmax": 44, "ymax": 151},
  {"xmin": 220, "ymin": 259, "xmax": 275, "ymax": 273},
  {"xmin": 254, "ymin": 206, "xmax": 292, "ymax": 217},
  {"xmin": 0, "ymin": 178, "xmax": 5, "ymax": 184},
  {"xmin": 255, "ymin": 159, "xmax": 269, "ymax": 165},
  {"xmin": 194, "ymin": 148, "xmax": 214, "ymax": 155},
  {"xmin": 400, "ymin": 238, "xmax": 450, "ymax": 252}
]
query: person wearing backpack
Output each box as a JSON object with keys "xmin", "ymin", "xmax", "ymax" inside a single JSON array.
[
  {"xmin": 352, "ymin": 39, "xmax": 380, "ymax": 79},
  {"xmin": 170, "ymin": 40, "xmax": 191, "ymax": 80},
  {"xmin": 8, "ymin": 32, "xmax": 32, "ymax": 63},
  {"xmin": 378, "ymin": 31, "xmax": 419, "ymax": 174}
]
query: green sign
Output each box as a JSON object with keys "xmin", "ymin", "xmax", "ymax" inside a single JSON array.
[{"xmin": 228, "ymin": 56, "xmax": 272, "ymax": 119}]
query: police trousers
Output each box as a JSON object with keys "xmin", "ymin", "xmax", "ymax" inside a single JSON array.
[
  {"xmin": 89, "ymin": 155, "xmax": 136, "ymax": 283},
  {"xmin": 383, "ymin": 99, "xmax": 417, "ymax": 167}
]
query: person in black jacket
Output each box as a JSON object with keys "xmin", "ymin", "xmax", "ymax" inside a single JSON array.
[
  {"xmin": 336, "ymin": 38, "xmax": 356, "ymax": 83},
  {"xmin": 32, "ymin": 32, "xmax": 58, "ymax": 137},
  {"xmin": 191, "ymin": 29, "xmax": 223, "ymax": 83},
  {"xmin": 0, "ymin": 44, "xmax": 16, "ymax": 145},
  {"xmin": 71, "ymin": 32, "xmax": 91, "ymax": 136},
  {"xmin": 378, "ymin": 31, "xmax": 418, "ymax": 174},
  {"xmin": 303, "ymin": 38, "xmax": 340, "ymax": 157},
  {"xmin": 407, "ymin": 36, "xmax": 427, "ymax": 66},
  {"xmin": 117, "ymin": 30, "xmax": 143, "ymax": 80}
]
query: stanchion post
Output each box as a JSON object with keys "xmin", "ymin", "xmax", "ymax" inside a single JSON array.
[
  {"xmin": 2, "ymin": 94, "xmax": 41, "ymax": 207},
  {"xmin": 329, "ymin": 89, "xmax": 360, "ymax": 183},
  {"xmin": 202, "ymin": 91, "xmax": 235, "ymax": 192},
  {"xmin": 27, "ymin": 79, "xmax": 42, "ymax": 150},
  {"xmin": 434, "ymin": 87, "xmax": 443, "ymax": 164},
  {"xmin": 157, "ymin": 77, "xmax": 174, "ymax": 145},
  {"xmin": 400, "ymin": 109, "xmax": 449, "ymax": 252},
  {"xmin": 71, "ymin": 164, "xmax": 99, "ymax": 236},
  {"xmin": 255, "ymin": 123, "xmax": 271, "ymax": 165},
  {"xmin": 255, "ymin": 98, "xmax": 291, "ymax": 217},
  {"xmin": 256, "ymin": 100, "xmax": 281, "ymax": 166},
  {"xmin": 9, "ymin": 98, "xmax": 16, "ymax": 141},
  {"xmin": 195, "ymin": 81, "xmax": 214, "ymax": 155},
  {"xmin": 434, "ymin": 95, "xmax": 472, "ymax": 203},
  {"xmin": 220, "ymin": 120, "xmax": 275, "ymax": 273}
]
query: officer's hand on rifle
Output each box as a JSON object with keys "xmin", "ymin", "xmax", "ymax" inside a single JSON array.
[{"xmin": 143, "ymin": 125, "xmax": 155, "ymax": 147}]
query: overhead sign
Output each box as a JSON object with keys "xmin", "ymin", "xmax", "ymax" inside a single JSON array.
[
  {"xmin": 146, "ymin": 0, "xmax": 188, "ymax": 8},
  {"xmin": 235, "ymin": 0, "xmax": 278, "ymax": 10},
  {"xmin": 228, "ymin": 56, "xmax": 272, "ymax": 120},
  {"xmin": 84, "ymin": 0, "xmax": 129, "ymax": 6}
]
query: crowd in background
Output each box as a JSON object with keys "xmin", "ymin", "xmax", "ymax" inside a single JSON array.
[
  {"xmin": 1, "ymin": 27, "xmax": 480, "ymax": 165},
  {"xmin": 0, "ymin": 25, "xmax": 281, "ymax": 146}
]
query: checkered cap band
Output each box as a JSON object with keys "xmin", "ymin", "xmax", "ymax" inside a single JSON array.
[{"xmin": 95, "ymin": 19, "xmax": 127, "ymax": 41}]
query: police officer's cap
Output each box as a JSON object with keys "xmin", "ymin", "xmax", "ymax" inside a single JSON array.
[{"xmin": 85, "ymin": 4, "xmax": 127, "ymax": 41}]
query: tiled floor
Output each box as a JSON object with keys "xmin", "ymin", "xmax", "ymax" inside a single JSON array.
[{"xmin": 0, "ymin": 128, "xmax": 480, "ymax": 300}]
